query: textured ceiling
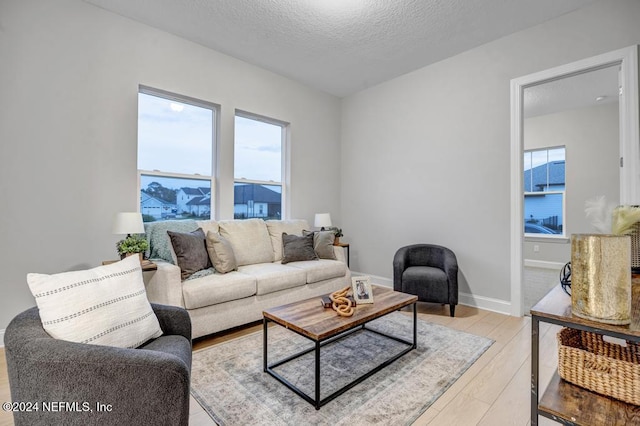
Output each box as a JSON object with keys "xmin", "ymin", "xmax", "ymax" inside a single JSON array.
[{"xmin": 84, "ymin": 0, "xmax": 598, "ymax": 97}]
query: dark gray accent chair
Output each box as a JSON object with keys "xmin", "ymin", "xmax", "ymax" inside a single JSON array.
[
  {"xmin": 4, "ymin": 303, "xmax": 192, "ymax": 426},
  {"xmin": 393, "ymin": 244, "xmax": 459, "ymax": 317}
]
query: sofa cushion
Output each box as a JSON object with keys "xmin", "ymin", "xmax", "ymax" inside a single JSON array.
[
  {"xmin": 205, "ymin": 231, "xmax": 238, "ymax": 274},
  {"xmin": 287, "ymin": 259, "xmax": 347, "ymax": 284},
  {"xmin": 182, "ymin": 271, "xmax": 256, "ymax": 310},
  {"xmin": 303, "ymin": 230, "xmax": 337, "ymax": 260},
  {"xmin": 167, "ymin": 228, "xmax": 212, "ymax": 280},
  {"xmin": 237, "ymin": 263, "xmax": 307, "ymax": 295},
  {"xmin": 218, "ymin": 219, "xmax": 274, "ymax": 266},
  {"xmin": 281, "ymin": 233, "xmax": 318, "ymax": 264},
  {"xmin": 265, "ymin": 219, "xmax": 309, "ymax": 261},
  {"xmin": 26, "ymin": 255, "xmax": 162, "ymax": 348},
  {"xmin": 144, "ymin": 219, "xmax": 199, "ymax": 264},
  {"xmin": 196, "ymin": 219, "xmax": 219, "ymax": 236}
]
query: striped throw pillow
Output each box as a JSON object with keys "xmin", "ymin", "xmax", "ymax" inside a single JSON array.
[{"xmin": 27, "ymin": 255, "xmax": 162, "ymax": 348}]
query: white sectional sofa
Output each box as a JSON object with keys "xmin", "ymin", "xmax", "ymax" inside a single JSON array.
[{"xmin": 142, "ymin": 218, "xmax": 350, "ymax": 338}]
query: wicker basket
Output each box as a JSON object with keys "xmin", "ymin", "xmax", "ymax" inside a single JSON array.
[
  {"xmin": 557, "ymin": 328, "xmax": 640, "ymax": 405},
  {"xmin": 631, "ymin": 222, "xmax": 640, "ymax": 273}
]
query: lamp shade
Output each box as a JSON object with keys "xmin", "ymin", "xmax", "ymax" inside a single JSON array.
[
  {"xmin": 314, "ymin": 213, "xmax": 332, "ymax": 228},
  {"xmin": 112, "ymin": 212, "xmax": 145, "ymax": 235}
]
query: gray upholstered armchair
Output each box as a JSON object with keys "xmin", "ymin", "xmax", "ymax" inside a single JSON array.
[
  {"xmin": 4, "ymin": 303, "xmax": 192, "ymax": 426},
  {"xmin": 393, "ymin": 244, "xmax": 459, "ymax": 317}
]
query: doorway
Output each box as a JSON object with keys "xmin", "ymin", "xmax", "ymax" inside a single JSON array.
[{"xmin": 510, "ymin": 46, "xmax": 640, "ymax": 316}]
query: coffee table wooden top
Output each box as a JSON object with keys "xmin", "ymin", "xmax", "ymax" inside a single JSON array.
[{"xmin": 263, "ymin": 285, "xmax": 417, "ymax": 341}]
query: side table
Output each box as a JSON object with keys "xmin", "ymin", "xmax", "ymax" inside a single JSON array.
[
  {"xmin": 334, "ymin": 242, "xmax": 350, "ymax": 267},
  {"xmin": 102, "ymin": 259, "xmax": 157, "ymax": 271},
  {"xmin": 530, "ymin": 282, "xmax": 640, "ymax": 425}
]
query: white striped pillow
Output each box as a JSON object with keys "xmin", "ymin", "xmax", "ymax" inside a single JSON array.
[{"xmin": 27, "ymin": 255, "xmax": 162, "ymax": 348}]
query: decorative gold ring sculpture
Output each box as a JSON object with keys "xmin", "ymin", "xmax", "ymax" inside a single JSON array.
[{"xmin": 330, "ymin": 286, "xmax": 354, "ymax": 317}]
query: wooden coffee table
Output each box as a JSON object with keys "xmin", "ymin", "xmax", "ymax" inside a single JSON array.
[{"xmin": 262, "ymin": 285, "xmax": 418, "ymax": 409}]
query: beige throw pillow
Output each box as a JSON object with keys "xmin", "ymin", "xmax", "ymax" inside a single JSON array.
[
  {"xmin": 206, "ymin": 231, "xmax": 238, "ymax": 274},
  {"xmin": 26, "ymin": 255, "xmax": 162, "ymax": 348},
  {"xmin": 303, "ymin": 230, "xmax": 337, "ymax": 260},
  {"xmin": 314, "ymin": 231, "xmax": 337, "ymax": 260},
  {"xmin": 218, "ymin": 219, "xmax": 274, "ymax": 266}
]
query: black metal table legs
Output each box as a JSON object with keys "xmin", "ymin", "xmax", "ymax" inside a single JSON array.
[{"xmin": 263, "ymin": 303, "xmax": 417, "ymax": 409}]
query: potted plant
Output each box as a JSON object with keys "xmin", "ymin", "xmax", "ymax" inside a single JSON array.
[
  {"xmin": 116, "ymin": 234, "xmax": 149, "ymax": 261},
  {"xmin": 333, "ymin": 228, "xmax": 343, "ymax": 245}
]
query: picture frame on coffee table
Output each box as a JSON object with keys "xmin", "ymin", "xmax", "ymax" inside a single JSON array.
[{"xmin": 352, "ymin": 276, "xmax": 374, "ymax": 304}]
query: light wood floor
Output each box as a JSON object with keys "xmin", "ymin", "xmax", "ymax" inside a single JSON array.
[{"xmin": 0, "ymin": 303, "xmax": 561, "ymax": 426}]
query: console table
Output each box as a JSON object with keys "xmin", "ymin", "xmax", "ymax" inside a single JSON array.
[
  {"xmin": 102, "ymin": 259, "xmax": 157, "ymax": 271},
  {"xmin": 530, "ymin": 282, "xmax": 640, "ymax": 425}
]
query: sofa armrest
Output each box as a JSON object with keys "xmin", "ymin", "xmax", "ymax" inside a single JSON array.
[
  {"xmin": 143, "ymin": 260, "xmax": 184, "ymax": 307},
  {"xmin": 441, "ymin": 249, "xmax": 459, "ymax": 304},
  {"xmin": 152, "ymin": 303, "xmax": 191, "ymax": 342},
  {"xmin": 392, "ymin": 246, "xmax": 410, "ymax": 292},
  {"xmin": 333, "ymin": 245, "xmax": 348, "ymax": 265}
]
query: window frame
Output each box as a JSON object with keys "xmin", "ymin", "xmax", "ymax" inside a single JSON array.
[
  {"xmin": 523, "ymin": 146, "xmax": 566, "ymax": 239},
  {"xmin": 233, "ymin": 110, "xmax": 288, "ymax": 220},
  {"xmin": 137, "ymin": 85, "xmax": 219, "ymax": 221}
]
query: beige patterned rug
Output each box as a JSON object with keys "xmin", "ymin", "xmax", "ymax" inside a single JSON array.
[{"xmin": 191, "ymin": 312, "xmax": 493, "ymax": 426}]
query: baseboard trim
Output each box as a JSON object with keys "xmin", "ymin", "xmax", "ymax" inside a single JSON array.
[
  {"xmin": 361, "ymin": 272, "xmax": 512, "ymax": 316},
  {"xmin": 352, "ymin": 272, "xmax": 393, "ymax": 288},
  {"xmin": 458, "ymin": 292, "xmax": 511, "ymax": 315},
  {"xmin": 0, "ymin": 329, "xmax": 4, "ymax": 348}
]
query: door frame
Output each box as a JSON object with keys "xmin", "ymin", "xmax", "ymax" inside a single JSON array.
[{"xmin": 510, "ymin": 46, "xmax": 639, "ymax": 316}]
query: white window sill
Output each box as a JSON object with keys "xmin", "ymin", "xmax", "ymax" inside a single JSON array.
[{"xmin": 525, "ymin": 234, "xmax": 569, "ymax": 244}]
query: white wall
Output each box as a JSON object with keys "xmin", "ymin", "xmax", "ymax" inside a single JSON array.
[
  {"xmin": 523, "ymin": 102, "xmax": 620, "ymax": 263},
  {"xmin": 2, "ymin": 0, "xmax": 639, "ymax": 333},
  {"xmin": 0, "ymin": 0, "xmax": 342, "ymax": 331},
  {"xmin": 340, "ymin": 0, "xmax": 640, "ymax": 310}
]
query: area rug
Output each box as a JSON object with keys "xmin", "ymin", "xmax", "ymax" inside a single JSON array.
[{"xmin": 191, "ymin": 312, "xmax": 493, "ymax": 426}]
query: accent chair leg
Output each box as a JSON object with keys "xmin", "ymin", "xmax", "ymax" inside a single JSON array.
[{"xmin": 450, "ymin": 305, "xmax": 455, "ymax": 317}]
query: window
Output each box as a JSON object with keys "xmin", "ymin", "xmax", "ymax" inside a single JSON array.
[
  {"xmin": 523, "ymin": 147, "xmax": 565, "ymax": 236},
  {"xmin": 234, "ymin": 112, "xmax": 286, "ymax": 220},
  {"xmin": 137, "ymin": 87, "xmax": 217, "ymax": 222}
]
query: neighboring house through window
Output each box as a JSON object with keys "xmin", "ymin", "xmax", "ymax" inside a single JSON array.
[
  {"xmin": 234, "ymin": 112, "xmax": 286, "ymax": 220},
  {"xmin": 524, "ymin": 146, "xmax": 565, "ymax": 236},
  {"xmin": 137, "ymin": 87, "xmax": 217, "ymax": 222}
]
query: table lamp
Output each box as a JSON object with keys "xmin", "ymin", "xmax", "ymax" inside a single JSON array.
[
  {"xmin": 314, "ymin": 213, "xmax": 332, "ymax": 231},
  {"xmin": 113, "ymin": 212, "xmax": 145, "ymax": 237}
]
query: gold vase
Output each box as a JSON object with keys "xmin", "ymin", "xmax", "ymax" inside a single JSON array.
[{"xmin": 571, "ymin": 234, "xmax": 631, "ymax": 325}]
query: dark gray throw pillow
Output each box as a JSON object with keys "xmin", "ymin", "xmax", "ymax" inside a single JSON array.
[
  {"xmin": 281, "ymin": 232, "xmax": 318, "ymax": 264},
  {"xmin": 167, "ymin": 228, "xmax": 212, "ymax": 280},
  {"xmin": 303, "ymin": 230, "xmax": 337, "ymax": 260}
]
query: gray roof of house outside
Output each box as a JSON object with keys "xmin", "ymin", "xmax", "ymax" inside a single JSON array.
[
  {"xmin": 186, "ymin": 196, "xmax": 211, "ymax": 206},
  {"xmin": 180, "ymin": 187, "xmax": 210, "ymax": 196},
  {"xmin": 234, "ymin": 184, "xmax": 281, "ymax": 204},
  {"xmin": 524, "ymin": 160, "xmax": 565, "ymax": 191}
]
